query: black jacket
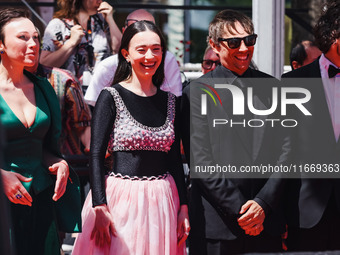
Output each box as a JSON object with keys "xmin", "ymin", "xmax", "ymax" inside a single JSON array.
[
  {"xmin": 181, "ymin": 65, "xmax": 290, "ymax": 247},
  {"xmin": 282, "ymin": 58, "xmax": 340, "ymax": 228}
]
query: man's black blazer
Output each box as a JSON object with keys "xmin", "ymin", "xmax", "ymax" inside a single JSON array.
[
  {"xmin": 181, "ymin": 65, "xmax": 290, "ymax": 243},
  {"xmin": 282, "ymin": 59, "xmax": 340, "ymax": 229}
]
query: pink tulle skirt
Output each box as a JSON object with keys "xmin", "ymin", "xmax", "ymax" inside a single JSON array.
[{"xmin": 72, "ymin": 174, "xmax": 186, "ymax": 255}]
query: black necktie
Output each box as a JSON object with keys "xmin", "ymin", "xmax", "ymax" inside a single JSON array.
[{"xmin": 328, "ymin": 65, "xmax": 340, "ymax": 78}]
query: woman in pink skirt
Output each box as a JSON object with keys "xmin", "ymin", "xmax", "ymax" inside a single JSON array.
[{"xmin": 72, "ymin": 20, "xmax": 190, "ymax": 255}]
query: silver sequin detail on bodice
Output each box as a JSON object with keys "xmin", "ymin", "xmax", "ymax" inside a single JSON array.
[{"xmin": 106, "ymin": 87, "xmax": 175, "ymax": 153}]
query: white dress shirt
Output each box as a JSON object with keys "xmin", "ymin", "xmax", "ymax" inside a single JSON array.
[
  {"xmin": 84, "ymin": 51, "xmax": 182, "ymax": 106},
  {"xmin": 319, "ymin": 54, "xmax": 340, "ymax": 141}
]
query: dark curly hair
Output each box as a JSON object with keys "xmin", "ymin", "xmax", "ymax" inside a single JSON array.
[{"xmin": 314, "ymin": 1, "xmax": 340, "ymax": 53}]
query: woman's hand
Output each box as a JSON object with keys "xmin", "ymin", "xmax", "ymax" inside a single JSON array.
[
  {"xmin": 91, "ymin": 204, "xmax": 117, "ymax": 247},
  {"xmin": 97, "ymin": 2, "xmax": 115, "ymax": 22},
  {"xmin": 67, "ymin": 25, "xmax": 84, "ymax": 48},
  {"xmin": 97, "ymin": 1, "xmax": 121, "ymax": 53},
  {"xmin": 1, "ymin": 170, "xmax": 32, "ymax": 206},
  {"xmin": 49, "ymin": 160, "xmax": 69, "ymax": 201},
  {"xmin": 177, "ymin": 204, "xmax": 190, "ymax": 246}
]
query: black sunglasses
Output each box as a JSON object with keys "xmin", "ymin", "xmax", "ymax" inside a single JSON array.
[
  {"xmin": 202, "ymin": 60, "xmax": 220, "ymax": 70},
  {"xmin": 218, "ymin": 34, "xmax": 257, "ymax": 49}
]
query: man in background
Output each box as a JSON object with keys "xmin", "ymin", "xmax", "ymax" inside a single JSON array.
[
  {"xmin": 289, "ymin": 40, "xmax": 321, "ymax": 70},
  {"xmin": 201, "ymin": 45, "xmax": 220, "ymax": 74},
  {"xmin": 282, "ymin": 1, "xmax": 340, "ymax": 252}
]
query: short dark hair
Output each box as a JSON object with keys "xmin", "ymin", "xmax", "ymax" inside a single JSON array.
[
  {"xmin": 290, "ymin": 42, "xmax": 307, "ymax": 69},
  {"xmin": 0, "ymin": 8, "xmax": 30, "ymax": 42},
  {"xmin": 113, "ymin": 20, "xmax": 166, "ymax": 87},
  {"xmin": 314, "ymin": 1, "xmax": 340, "ymax": 53},
  {"xmin": 208, "ymin": 9, "xmax": 254, "ymax": 45}
]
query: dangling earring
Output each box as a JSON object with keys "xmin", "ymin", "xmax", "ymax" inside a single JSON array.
[{"xmin": 0, "ymin": 51, "xmax": 4, "ymax": 54}]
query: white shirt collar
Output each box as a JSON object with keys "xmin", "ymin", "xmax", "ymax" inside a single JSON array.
[{"xmin": 319, "ymin": 53, "xmax": 340, "ymax": 79}]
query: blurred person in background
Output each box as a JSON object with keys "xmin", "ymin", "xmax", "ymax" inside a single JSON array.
[
  {"xmin": 289, "ymin": 40, "xmax": 321, "ymax": 70},
  {"xmin": 201, "ymin": 45, "xmax": 220, "ymax": 75},
  {"xmin": 40, "ymin": 0, "xmax": 122, "ymax": 86}
]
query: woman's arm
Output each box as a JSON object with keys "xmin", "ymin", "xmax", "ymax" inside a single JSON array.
[
  {"xmin": 89, "ymin": 89, "xmax": 117, "ymax": 246},
  {"xmin": 40, "ymin": 23, "xmax": 84, "ymax": 68},
  {"xmin": 97, "ymin": 2, "xmax": 122, "ymax": 54},
  {"xmin": 89, "ymin": 89, "xmax": 115, "ymax": 206},
  {"xmin": 43, "ymin": 151, "xmax": 69, "ymax": 201}
]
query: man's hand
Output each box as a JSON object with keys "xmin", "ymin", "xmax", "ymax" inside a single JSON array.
[
  {"xmin": 237, "ymin": 200, "xmax": 265, "ymax": 236},
  {"xmin": 244, "ymin": 224, "xmax": 264, "ymax": 236}
]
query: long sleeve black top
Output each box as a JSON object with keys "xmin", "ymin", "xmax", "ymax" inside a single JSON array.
[{"xmin": 90, "ymin": 84, "xmax": 187, "ymax": 207}]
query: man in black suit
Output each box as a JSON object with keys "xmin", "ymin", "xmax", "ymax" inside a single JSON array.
[
  {"xmin": 282, "ymin": 1, "xmax": 340, "ymax": 252},
  {"xmin": 181, "ymin": 9, "xmax": 290, "ymax": 255}
]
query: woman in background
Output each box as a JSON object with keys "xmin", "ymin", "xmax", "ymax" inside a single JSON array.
[
  {"xmin": 40, "ymin": 0, "xmax": 122, "ymax": 85},
  {"xmin": 73, "ymin": 20, "xmax": 190, "ymax": 255}
]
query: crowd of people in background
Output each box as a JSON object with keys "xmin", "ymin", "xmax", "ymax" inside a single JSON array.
[{"xmin": 1, "ymin": 1, "xmax": 340, "ymax": 255}]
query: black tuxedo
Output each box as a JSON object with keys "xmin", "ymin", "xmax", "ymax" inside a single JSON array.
[
  {"xmin": 181, "ymin": 65, "xmax": 290, "ymax": 255},
  {"xmin": 282, "ymin": 58, "xmax": 340, "ymax": 251}
]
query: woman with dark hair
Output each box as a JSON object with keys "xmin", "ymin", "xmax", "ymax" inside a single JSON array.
[
  {"xmin": 40, "ymin": 0, "xmax": 122, "ymax": 84},
  {"xmin": 72, "ymin": 20, "xmax": 190, "ymax": 255},
  {"xmin": 0, "ymin": 8, "xmax": 81, "ymax": 255}
]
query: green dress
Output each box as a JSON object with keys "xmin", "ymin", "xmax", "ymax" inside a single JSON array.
[{"xmin": 0, "ymin": 81, "xmax": 60, "ymax": 255}]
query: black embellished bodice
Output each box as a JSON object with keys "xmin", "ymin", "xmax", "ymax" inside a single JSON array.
[
  {"xmin": 90, "ymin": 84, "xmax": 187, "ymax": 207},
  {"xmin": 108, "ymin": 87, "xmax": 175, "ymax": 152}
]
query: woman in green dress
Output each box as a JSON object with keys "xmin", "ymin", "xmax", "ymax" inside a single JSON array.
[{"xmin": 0, "ymin": 8, "xmax": 80, "ymax": 255}]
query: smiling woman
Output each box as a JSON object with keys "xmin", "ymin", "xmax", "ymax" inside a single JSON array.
[
  {"xmin": 119, "ymin": 30, "xmax": 163, "ymax": 94},
  {"xmin": 72, "ymin": 20, "xmax": 190, "ymax": 255},
  {"xmin": 0, "ymin": 8, "xmax": 81, "ymax": 255}
]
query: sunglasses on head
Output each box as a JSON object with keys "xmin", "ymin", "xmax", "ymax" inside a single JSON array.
[
  {"xmin": 218, "ymin": 34, "xmax": 257, "ymax": 49},
  {"xmin": 202, "ymin": 60, "xmax": 220, "ymax": 70}
]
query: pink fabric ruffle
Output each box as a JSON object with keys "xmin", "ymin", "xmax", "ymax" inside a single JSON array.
[{"xmin": 72, "ymin": 174, "xmax": 186, "ymax": 255}]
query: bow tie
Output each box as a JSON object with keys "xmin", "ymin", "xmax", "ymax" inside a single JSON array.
[{"xmin": 328, "ymin": 65, "xmax": 340, "ymax": 78}]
